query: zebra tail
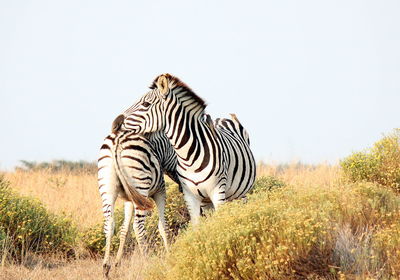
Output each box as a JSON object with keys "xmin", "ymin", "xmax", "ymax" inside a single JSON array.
[{"xmin": 113, "ymin": 141, "xmax": 154, "ymax": 211}]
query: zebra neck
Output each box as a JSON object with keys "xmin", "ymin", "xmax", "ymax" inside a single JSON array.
[
  {"xmin": 163, "ymin": 86, "xmax": 217, "ymax": 170},
  {"xmin": 164, "ymin": 90, "xmax": 204, "ymax": 148},
  {"xmin": 165, "ymin": 110, "xmax": 217, "ymax": 170}
]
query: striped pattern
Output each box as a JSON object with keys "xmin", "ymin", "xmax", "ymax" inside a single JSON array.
[
  {"xmin": 118, "ymin": 74, "xmax": 256, "ymax": 224},
  {"xmin": 98, "ymin": 129, "xmax": 178, "ymax": 276}
]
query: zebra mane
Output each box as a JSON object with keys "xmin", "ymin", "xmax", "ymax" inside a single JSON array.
[{"xmin": 149, "ymin": 74, "xmax": 207, "ymax": 110}]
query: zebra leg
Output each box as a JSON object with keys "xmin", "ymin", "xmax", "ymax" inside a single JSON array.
[
  {"xmin": 210, "ymin": 184, "xmax": 227, "ymax": 211},
  {"xmin": 114, "ymin": 200, "xmax": 134, "ymax": 267},
  {"xmin": 152, "ymin": 190, "xmax": 169, "ymax": 251},
  {"xmin": 133, "ymin": 206, "xmax": 149, "ymax": 254},
  {"xmin": 182, "ymin": 188, "xmax": 202, "ymax": 225},
  {"xmin": 101, "ymin": 192, "xmax": 118, "ymax": 278},
  {"xmin": 98, "ymin": 136, "xmax": 121, "ymax": 278},
  {"xmin": 200, "ymin": 201, "xmax": 214, "ymax": 216}
]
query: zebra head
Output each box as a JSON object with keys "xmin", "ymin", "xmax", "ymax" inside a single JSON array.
[
  {"xmin": 116, "ymin": 74, "xmax": 206, "ymax": 135},
  {"xmin": 115, "ymin": 75, "xmax": 172, "ymax": 134}
]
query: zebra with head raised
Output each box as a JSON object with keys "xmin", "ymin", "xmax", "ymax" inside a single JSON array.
[
  {"xmin": 98, "ymin": 117, "xmax": 179, "ymax": 277},
  {"xmin": 114, "ymin": 74, "xmax": 256, "ymax": 224}
]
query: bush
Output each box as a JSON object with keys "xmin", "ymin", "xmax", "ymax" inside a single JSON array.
[
  {"xmin": 249, "ymin": 175, "xmax": 286, "ymax": 194},
  {"xmin": 145, "ymin": 182, "xmax": 400, "ymax": 280},
  {"xmin": 0, "ymin": 177, "xmax": 77, "ymax": 261},
  {"xmin": 372, "ymin": 223, "xmax": 400, "ymax": 277},
  {"xmin": 144, "ymin": 181, "xmax": 189, "ymax": 246},
  {"xmin": 16, "ymin": 160, "xmax": 97, "ymax": 174},
  {"xmin": 341, "ymin": 129, "xmax": 400, "ymax": 192},
  {"xmin": 80, "ymin": 208, "xmax": 135, "ymax": 256},
  {"xmin": 82, "ymin": 181, "xmax": 189, "ymax": 255}
]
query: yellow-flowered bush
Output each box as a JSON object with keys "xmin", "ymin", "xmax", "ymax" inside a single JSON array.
[
  {"xmin": 145, "ymin": 182, "xmax": 400, "ymax": 280},
  {"xmin": 372, "ymin": 223, "xmax": 400, "ymax": 277},
  {"xmin": 0, "ymin": 177, "xmax": 76, "ymax": 261},
  {"xmin": 341, "ymin": 129, "xmax": 400, "ymax": 192}
]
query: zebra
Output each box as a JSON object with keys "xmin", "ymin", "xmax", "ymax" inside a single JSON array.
[
  {"xmin": 98, "ymin": 118, "xmax": 178, "ymax": 277},
  {"xmin": 114, "ymin": 74, "xmax": 256, "ymax": 224}
]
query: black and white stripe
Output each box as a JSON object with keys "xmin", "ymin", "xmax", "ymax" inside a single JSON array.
[
  {"xmin": 116, "ymin": 74, "xmax": 256, "ymax": 224},
  {"xmin": 98, "ymin": 129, "xmax": 178, "ymax": 276}
]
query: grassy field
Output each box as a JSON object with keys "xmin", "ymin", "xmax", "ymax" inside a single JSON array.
[
  {"xmin": 3, "ymin": 169, "xmax": 102, "ymax": 229},
  {"xmin": 0, "ymin": 159, "xmax": 399, "ymax": 279}
]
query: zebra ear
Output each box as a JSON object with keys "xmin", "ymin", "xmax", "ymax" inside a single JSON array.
[
  {"xmin": 156, "ymin": 75, "xmax": 169, "ymax": 96},
  {"xmin": 111, "ymin": 114, "xmax": 124, "ymax": 134}
]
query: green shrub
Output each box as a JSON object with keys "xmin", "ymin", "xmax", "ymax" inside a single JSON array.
[
  {"xmin": 0, "ymin": 177, "xmax": 76, "ymax": 261},
  {"xmin": 0, "ymin": 226, "xmax": 6, "ymax": 249},
  {"xmin": 82, "ymin": 181, "xmax": 189, "ymax": 255},
  {"xmin": 145, "ymin": 182, "xmax": 400, "ymax": 280},
  {"xmin": 80, "ymin": 208, "xmax": 136, "ymax": 256},
  {"xmin": 249, "ymin": 175, "xmax": 285, "ymax": 194},
  {"xmin": 341, "ymin": 129, "xmax": 400, "ymax": 192},
  {"xmin": 144, "ymin": 181, "xmax": 189, "ymax": 246}
]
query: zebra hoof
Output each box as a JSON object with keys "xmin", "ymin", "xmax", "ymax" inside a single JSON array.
[{"xmin": 103, "ymin": 263, "xmax": 111, "ymax": 279}]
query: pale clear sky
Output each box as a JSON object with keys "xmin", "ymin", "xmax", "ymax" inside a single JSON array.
[{"xmin": 1, "ymin": 1, "xmax": 399, "ymax": 170}]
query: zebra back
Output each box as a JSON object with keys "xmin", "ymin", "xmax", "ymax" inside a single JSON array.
[{"xmin": 215, "ymin": 114, "xmax": 250, "ymax": 146}]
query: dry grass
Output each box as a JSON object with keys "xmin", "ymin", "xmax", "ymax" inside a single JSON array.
[
  {"xmin": 0, "ymin": 251, "xmax": 149, "ymax": 280},
  {"xmin": 3, "ymin": 169, "xmax": 102, "ymax": 229},
  {"xmin": 257, "ymin": 162, "xmax": 341, "ymax": 188}
]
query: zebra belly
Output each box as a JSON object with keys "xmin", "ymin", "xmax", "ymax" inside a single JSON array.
[
  {"xmin": 177, "ymin": 161, "xmax": 255, "ymax": 201},
  {"xmin": 179, "ymin": 176, "xmax": 249, "ymax": 202},
  {"xmin": 178, "ymin": 175, "xmax": 219, "ymax": 201}
]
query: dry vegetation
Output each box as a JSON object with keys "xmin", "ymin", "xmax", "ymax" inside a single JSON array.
[
  {"xmin": 0, "ymin": 164, "xmax": 340, "ymax": 279},
  {"xmin": 3, "ymin": 170, "xmax": 102, "ymax": 229},
  {"xmin": 257, "ymin": 162, "xmax": 340, "ymax": 187},
  {"xmin": 0, "ymin": 251, "xmax": 149, "ymax": 280}
]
